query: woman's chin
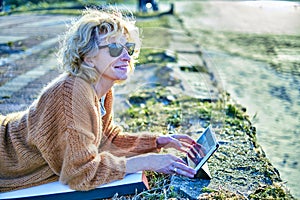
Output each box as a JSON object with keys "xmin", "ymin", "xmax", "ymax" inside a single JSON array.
[{"xmin": 113, "ymin": 75, "xmax": 129, "ymax": 84}]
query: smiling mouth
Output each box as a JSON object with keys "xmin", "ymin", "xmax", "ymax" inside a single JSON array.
[{"xmin": 114, "ymin": 65, "xmax": 128, "ymax": 69}]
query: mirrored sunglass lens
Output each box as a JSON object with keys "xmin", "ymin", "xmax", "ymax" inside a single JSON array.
[
  {"xmin": 109, "ymin": 44, "xmax": 123, "ymax": 57},
  {"xmin": 126, "ymin": 43, "xmax": 135, "ymax": 55}
]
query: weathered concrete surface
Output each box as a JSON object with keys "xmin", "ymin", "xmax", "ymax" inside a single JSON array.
[
  {"xmin": 169, "ymin": 2, "xmax": 299, "ymax": 199},
  {"xmin": 0, "ymin": 14, "xmax": 71, "ymax": 114}
]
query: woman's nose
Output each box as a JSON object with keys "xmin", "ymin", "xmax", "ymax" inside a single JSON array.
[{"xmin": 120, "ymin": 49, "xmax": 131, "ymax": 61}]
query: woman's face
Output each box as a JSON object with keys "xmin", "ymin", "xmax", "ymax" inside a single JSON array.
[{"xmin": 90, "ymin": 35, "xmax": 132, "ymax": 82}]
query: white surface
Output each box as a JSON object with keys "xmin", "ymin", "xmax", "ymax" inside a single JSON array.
[{"xmin": 0, "ymin": 172, "xmax": 143, "ymax": 199}]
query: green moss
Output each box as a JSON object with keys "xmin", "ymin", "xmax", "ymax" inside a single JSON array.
[
  {"xmin": 120, "ymin": 84, "xmax": 222, "ymax": 134},
  {"xmin": 226, "ymin": 103, "xmax": 245, "ymax": 119},
  {"xmin": 201, "ymin": 187, "xmax": 217, "ymax": 193},
  {"xmin": 138, "ymin": 171, "xmax": 178, "ymax": 200},
  {"xmin": 136, "ymin": 16, "xmax": 171, "ymax": 50},
  {"xmin": 249, "ymin": 184, "xmax": 295, "ymax": 200},
  {"xmin": 136, "ymin": 17, "xmax": 177, "ymax": 65},
  {"xmin": 166, "ymin": 109, "xmax": 182, "ymax": 128},
  {"xmin": 198, "ymin": 189, "xmax": 247, "ymax": 200},
  {"xmin": 117, "ymin": 79, "xmax": 293, "ymax": 199},
  {"xmin": 7, "ymin": 41, "xmax": 13, "ymax": 48},
  {"xmin": 138, "ymin": 49, "xmax": 176, "ymax": 65},
  {"xmin": 136, "ymin": 16, "xmax": 170, "ymax": 29}
]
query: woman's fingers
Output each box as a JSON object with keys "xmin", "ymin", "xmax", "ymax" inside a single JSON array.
[
  {"xmin": 153, "ymin": 154, "xmax": 196, "ymax": 178},
  {"xmin": 162, "ymin": 134, "xmax": 194, "ymax": 152},
  {"xmin": 157, "ymin": 134, "xmax": 198, "ymax": 153},
  {"xmin": 171, "ymin": 134, "xmax": 196, "ymax": 145},
  {"xmin": 157, "ymin": 136, "xmax": 184, "ymax": 151},
  {"xmin": 193, "ymin": 143, "xmax": 206, "ymax": 157},
  {"xmin": 170, "ymin": 161, "xmax": 197, "ymax": 178},
  {"xmin": 171, "ymin": 134, "xmax": 197, "ymax": 152}
]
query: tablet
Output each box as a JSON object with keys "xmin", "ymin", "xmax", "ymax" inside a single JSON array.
[{"xmin": 186, "ymin": 125, "xmax": 219, "ymax": 173}]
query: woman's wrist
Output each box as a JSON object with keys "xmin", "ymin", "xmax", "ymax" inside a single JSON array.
[
  {"xmin": 126, "ymin": 154, "xmax": 153, "ymax": 173},
  {"xmin": 156, "ymin": 135, "xmax": 168, "ymax": 149}
]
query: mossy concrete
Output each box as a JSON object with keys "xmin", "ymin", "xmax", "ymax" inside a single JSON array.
[{"xmin": 113, "ymin": 13, "xmax": 295, "ymax": 199}]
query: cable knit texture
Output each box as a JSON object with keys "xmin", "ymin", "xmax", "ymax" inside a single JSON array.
[{"xmin": 0, "ymin": 74, "xmax": 159, "ymax": 192}]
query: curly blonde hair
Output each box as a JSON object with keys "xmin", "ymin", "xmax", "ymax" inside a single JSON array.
[{"xmin": 58, "ymin": 7, "xmax": 141, "ymax": 83}]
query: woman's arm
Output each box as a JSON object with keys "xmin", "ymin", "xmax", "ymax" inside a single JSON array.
[
  {"xmin": 103, "ymin": 131, "xmax": 160, "ymax": 157},
  {"xmin": 105, "ymin": 132, "xmax": 196, "ymax": 157}
]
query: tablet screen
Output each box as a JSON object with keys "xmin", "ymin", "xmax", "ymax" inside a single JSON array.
[{"xmin": 187, "ymin": 125, "xmax": 219, "ymax": 171}]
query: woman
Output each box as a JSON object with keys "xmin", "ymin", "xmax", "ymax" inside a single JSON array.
[{"xmin": 0, "ymin": 7, "xmax": 196, "ymax": 192}]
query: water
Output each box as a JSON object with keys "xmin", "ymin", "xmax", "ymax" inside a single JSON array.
[{"xmin": 204, "ymin": 49, "xmax": 300, "ymax": 198}]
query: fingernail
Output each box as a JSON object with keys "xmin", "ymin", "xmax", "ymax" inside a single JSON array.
[{"xmin": 189, "ymin": 174, "xmax": 195, "ymax": 178}]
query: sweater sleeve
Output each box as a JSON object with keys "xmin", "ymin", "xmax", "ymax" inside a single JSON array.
[
  {"xmin": 109, "ymin": 132, "xmax": 160, "ymax": 157},
  {"xmin": 60, "ymin": 127, "xmax": 126, "ymax": 191},
  {"xmin": 57, "ymin": 78, "xmax": 126, "ymax": 191},
  {"xmin": 100, "ymin": 89, "xmax": 160, "ymax": 157}
]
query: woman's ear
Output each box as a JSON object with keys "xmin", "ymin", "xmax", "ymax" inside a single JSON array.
[{"xmin": 83, "ymin": 56, "xmax": 94, "ymax": 67}]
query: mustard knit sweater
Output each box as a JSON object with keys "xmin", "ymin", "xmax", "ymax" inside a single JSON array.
[{"xmin": 0, "ymin": 74, "xmax": 159, "ymax": 192}]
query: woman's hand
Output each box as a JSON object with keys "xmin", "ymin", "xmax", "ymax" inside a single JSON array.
[
  {"xmin": 152, "ymin": 154, "xmax": 196, "ymax": 178},
  {"xmin": 156, "ymin": 134, "xmax": 196, "ymax": 153},
  {"xmin": 187, "ymin": 143, "xmax": 206, "ymax": 164},
  {"xmin": 126, "ymin": 153, "xmax": 196, "ymax": 178}
]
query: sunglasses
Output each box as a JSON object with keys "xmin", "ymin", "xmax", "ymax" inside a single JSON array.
[{"xmin": 98, "ymin": 42, "xmax": 135, "ymax": 57}]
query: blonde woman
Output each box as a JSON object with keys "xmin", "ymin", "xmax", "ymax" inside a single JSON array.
[{"xmin": 0, "ymin": 8, "xmax": 196, "ymax": 192}]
